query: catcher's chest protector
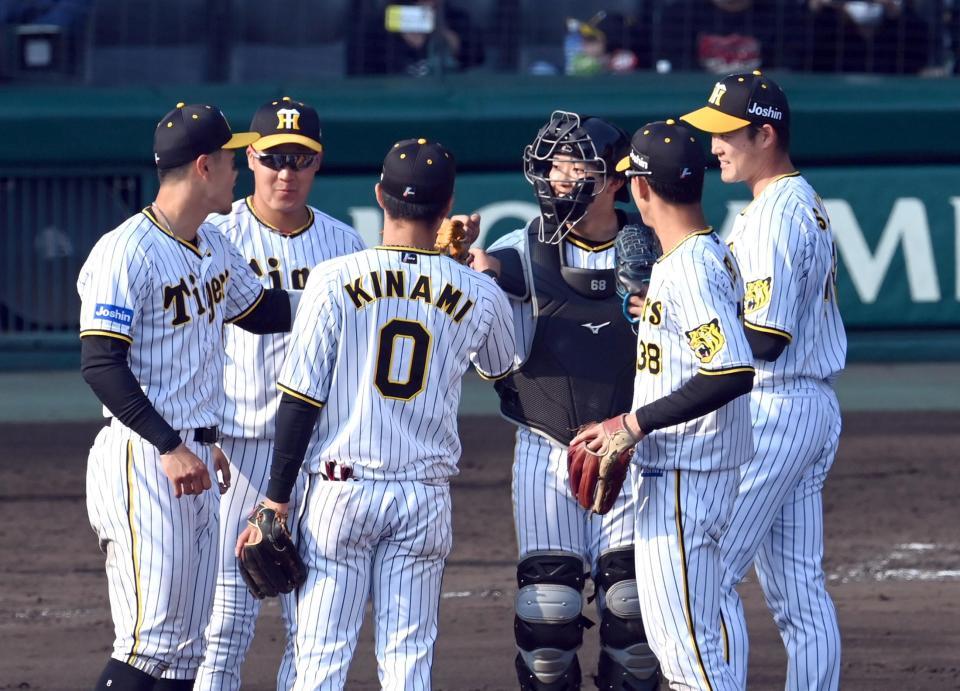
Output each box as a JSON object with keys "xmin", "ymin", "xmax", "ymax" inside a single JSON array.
[{"xmin": 496, "ymin": 220, "xmax": 637, "ymax": 445}]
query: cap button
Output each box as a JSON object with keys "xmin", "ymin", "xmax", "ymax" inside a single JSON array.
[
  {"xmin": 666, "ymin": 118, "xmax": 675, "ymax": 125},
  {"xmin": 176, "ymin": 102, "xmax": 185, "ymax": 108},
  {"xmin": 282, "ymin": 96, "xmax": 291, "ymax": 101},
  {"xmin": 417, "ymin": 138, "xmax": 427, "ymax": 144}
]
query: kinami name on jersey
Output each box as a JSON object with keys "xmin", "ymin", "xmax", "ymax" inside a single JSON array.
[{"xmin": 343, "ymin": 269, "xmax": 475, "ymax": 323}]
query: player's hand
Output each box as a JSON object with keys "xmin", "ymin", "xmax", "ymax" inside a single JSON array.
[
  {"xmin": 160, "ymin": 443, "xmax": 212, "ymax": 498},
  {"xmin": 235, "ymin": 499, "xmax": 290, "ymax": 556},
  {"xmin": 450, "ymin": 212, "xmax": 481, "ymax": 247},
  {"xmin": 627, "ymin": 295, "xmax": 646, "ymax": 319},
  {"xmin": 212, "ymin": 444, "xmax": 231, "ymax": 495},
  {"xmin": 571, "ymin": 414, "xmax": 645, "ymax": 452},
  {"xmin": 468, "ymin": 248, "xmax": 501, "ymax": 276}
]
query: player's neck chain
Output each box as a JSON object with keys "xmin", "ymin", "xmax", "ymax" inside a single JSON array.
[{"xmin": 151, "ymin": 202, "xmax": 175, "ymax": 234}]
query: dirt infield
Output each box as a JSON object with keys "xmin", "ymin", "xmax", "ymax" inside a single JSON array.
[{"xmin": 2, "ymin": 412, "xmax": 959, "ymax": 690}]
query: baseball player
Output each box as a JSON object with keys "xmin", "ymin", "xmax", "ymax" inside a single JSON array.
[
  {"xmin": 235, "ymin": 138, "xmax": 516, "ymax": 690},
  {"xmin": 195, "ymin": 97, "xmax": 366, "ymax": 691},
  {"xmin": 682, "ymin": 71, "xmax": 846, "ymax": 690},
  {"xmin": 573, "ymin": 119, "xmax": 755, "ymax": 691},
  {"xmin": 469, "ymin": 111, "xmax": 662, "ymax": 690},
  {"xmin": 78, "ymin": 104, "xmax": 296, "ymax": 690}
]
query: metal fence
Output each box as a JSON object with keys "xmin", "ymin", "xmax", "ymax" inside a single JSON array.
[
  {"xmin": 0, "ymin": 172, "xmax": 142, "ymax": 335},
  {"xmin": 0, "ymin": 0, "xmax": 956, "ymax": 84}
]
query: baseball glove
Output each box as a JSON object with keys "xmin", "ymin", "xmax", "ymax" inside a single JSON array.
[
  {"xmin": 568, "ymin": 416, "xmax": 636, "ymax": 515},
  {"xmin": 435, "ymin": 218, "xmax": 470, "ymax": 263},
  {"xmin": 238, "ymin": 503, "xmax": 307, "ymax": 599}
]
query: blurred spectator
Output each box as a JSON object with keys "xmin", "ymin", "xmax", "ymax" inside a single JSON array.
[
  {"xmin": 656, "ymin": 0, "xmax": 809, "ymax": 73},
  {"xmin": 0, "ymin": 0, "xmax": 91, "ymax": 28},
  {"xmin": 348, "ymin": 0, "xmax": 485, "ymax": 77},
  {"xmin": 564, "ymin": 11, "xmax": 652, "ymax": 76},
  {"xmin": 802, "ymin": 0, "xmax": 932, "ymax": 73}
]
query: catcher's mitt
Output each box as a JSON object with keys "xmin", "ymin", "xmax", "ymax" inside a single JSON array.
[
  {"xmin": 435, "ymin": 218, "xmax": 470, "ymax": 263},
  {"xmin": 568, "ymin": 416, "xmax": 636, "ymax": 515},
  {"xmin": 238, "ymin": 503, "xmax": 307, "ymax": 599}
]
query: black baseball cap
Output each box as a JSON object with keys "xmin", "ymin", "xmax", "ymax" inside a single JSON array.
[
  {"xmin": 681, "ymin": 70, "xmax": 790, "ymax": 134},
  {"xmin": 153, "ymin": 103, "xmax": 259, "ymax": 170},
  {"xmin": 250, "ymin": 96, "xmax": 323, "ymax": 153},
  {"xmin": 380, "ymin": 138, "xmax": 456, "ymax": 205},
  {"xmin": 615, "ymin": 119, "xmax": 705, "ymax": 188}
]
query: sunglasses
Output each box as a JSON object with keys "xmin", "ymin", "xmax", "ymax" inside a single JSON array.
[{"xmin": 252, "ymin": 151, "xmax": 319, "ymax": 171}]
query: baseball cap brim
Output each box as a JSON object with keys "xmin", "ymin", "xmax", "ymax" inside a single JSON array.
[
  {"xmin": 252, "ymin": 133, "xmax": 323, "ymax": 153},
  {"xmin": 680, "ymin": 106, "xmax": 751, "ymax": 134},
  {"xmin": 615, "ymin": 155, "xmax": 631, "ymax": 173},
  {"xmin": 223, "ymin": 131, "xmax": 260, "ymax": 149}
]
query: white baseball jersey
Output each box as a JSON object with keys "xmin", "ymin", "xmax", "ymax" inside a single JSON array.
[
  {"xmin": 78, "ymin": 208, "xmax": 265, "ymax": 428},
  {"xmin": 726, "ymin": 172, "xmax": 847, "ymax": 389},
  {"xmin": 631, "ymin": 228, "xmax": 755, "ymax": 471},
  {"xmin": 78, "ymin": 208, "xmax": 263, "ymax": 678},
  {"xmin": 210, "ymin": 198, "xmax": 365, "ymax": 439},
  {"xmin": 279, "ymin": 246, "xmax": 516, "ymax": 481},
  {"xmin": 627, "ymin": 228, "xmax": 753, "ymax": 691},
  {"xmin": 719, "ymin": 172, "xmax": 847, "ymax": 691},
  {"xmin": 197, "ymin": 199, "xmax": 362, "ymax": 691}
]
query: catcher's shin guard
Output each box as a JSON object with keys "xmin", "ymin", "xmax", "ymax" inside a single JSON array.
[
  {"xmin": 514, "ymin": 552, "xmax": 589, "ymax": 689},
  {"xmin": 595, "ymin": 548, "xmax": 660, "ymax": 690}
]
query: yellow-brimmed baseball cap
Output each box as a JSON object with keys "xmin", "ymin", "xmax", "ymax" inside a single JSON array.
[
  {"xmin": 249, "ymin": 96, "xmax": 323, "ymax": 153},
  {"xmin": 681, "ymin": 70, "xmax": 790, "ymax": 134},
  {"xmin": 153, "ymin": 103, "xmax": 259, "ymax": 169},
  {"xmin": 615, "ymin": 119, "xmax": 705, "ymax": 189}
]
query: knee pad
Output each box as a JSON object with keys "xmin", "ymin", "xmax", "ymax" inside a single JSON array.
[
  {"xmin": 514, "ymin": 552, "xmax": 587, "ymax": 687},
  {"xmin": 596, "ymin": 548, "xmax": 660, "ymax": 688}
]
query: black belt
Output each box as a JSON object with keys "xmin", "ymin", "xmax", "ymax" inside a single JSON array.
[{"xmin": 192, "ymin": 426, "xmax": 219, "ymax": 445}]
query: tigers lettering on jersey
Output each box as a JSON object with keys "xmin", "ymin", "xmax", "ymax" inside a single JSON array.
[
  {"xmin": 248, "ymin": 256, "xmax": 312, "ymax": 290},
  {"xmin": 208, "ymin": 197, "xmax": 365, "ymax": 440},
  {"xmin": 343, "ymin": 269, "xmax": 475, "ymax": 322},
  {"xmin": 631, "ymin": 230, "xmax": 754, "ymax": 472},
  {"xmin": 163, "ymin": 269, "xmax": 232, "ymax": 326}
]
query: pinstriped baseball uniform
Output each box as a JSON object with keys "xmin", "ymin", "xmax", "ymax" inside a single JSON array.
[
  {"xmin": 196, "ymin": 198, "xmax": 363, "ymax": 691},
  {"xmin": 719, "ymin": 173, "xmax": 846, "ymax": 691},
  {"xmin": 488, "ymin": 228, "xmax": 636, "ymax": 575},
  {"xmin": 630, "ymin": 229, "xmax": 754, "ymax": 691},
  {"xmin": 78, "ymin": 208, "xmax": 264, "ymax": 679},
  {"xmin": 278, "ymin": 246, "xmax": 515, "ymax": 689}
]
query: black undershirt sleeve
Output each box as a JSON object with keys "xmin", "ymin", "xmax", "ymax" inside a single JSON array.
[
  {"xmin": 488, "ymin": 248, "xmax": 528, "ymax": 298},
  {"xmin": 635, "ymin": 371, "xmax": 754, "ymax": 434},
  {"xmin": 80, "ymin": 335, "xmax": 183, "ymax": 454},
  {"xmin": 232, "ymin": 288, "xmax": 292, "ymax": 335},
  {"xmin": 266, "ymin": 392, "xmax": 321, "ymax": 503},
  {"xmin": 745, "ymin": 326, "xmax": 789, "ymax": 362}
]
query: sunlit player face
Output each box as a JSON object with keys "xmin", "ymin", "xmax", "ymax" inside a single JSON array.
[{"xmin": 548, "ymin": 155, "xmax": 602, "ymax": 197}]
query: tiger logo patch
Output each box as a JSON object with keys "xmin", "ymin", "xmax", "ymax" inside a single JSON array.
[
  {"xmin": 685, "ymin": 318, "xmax": 725, "ymax": 364},
  {"xmin": 744, "ymin": 277, "xmax": 772, "ymax": 314}
]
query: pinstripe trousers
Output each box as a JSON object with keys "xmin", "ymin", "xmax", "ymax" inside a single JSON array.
[
  {"xmin": 633, "ymin": 466, "xmax": 741, "ymax": 691},
  {"xmin": 86, "ymin": 421, "xmax": 219, "ymax": 679},
  {"xmin": 719, "ymin": 385, "xmax": 842, "ymax": 691},
  {"xmin": 292, "ymin": 475, "xmax": 453, "ymax": 690},
  {"xmin": 196, "ymin": 436, "xmax": 302, "ymax": 691}
]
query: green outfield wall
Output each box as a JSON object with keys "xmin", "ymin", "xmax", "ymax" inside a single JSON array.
[{"xmin": 2, "ymin": 74, "xmax": 959, "ymax": 366}]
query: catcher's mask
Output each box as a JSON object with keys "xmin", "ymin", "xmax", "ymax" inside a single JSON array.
[
  {"xmin": 523, "ymin": 111, "xmax": 630, "ymax": 244},
  {"xmin": 615, "ymin": 224, "xmax": 662, "ymax": 323}
]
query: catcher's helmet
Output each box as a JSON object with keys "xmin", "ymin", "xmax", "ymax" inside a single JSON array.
[
  {"xmin": 523, "ymin": 111, "xmax": 630, "ymax": 244},
  {"xmin": 615, "ymin": 224, "xmax": 662, "ymax": 323}
]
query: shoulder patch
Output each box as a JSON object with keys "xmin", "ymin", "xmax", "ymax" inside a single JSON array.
[
  {"xmin": 685, "ymin": 318, "xmax": 725, "ymax": 364},
  {"xmin": 744, "ymin": 277, "xmax": 772, "ymax": 314},
  {"xmin": 93, "ymin": 303, "xmax": 134, "ymax": 326}
]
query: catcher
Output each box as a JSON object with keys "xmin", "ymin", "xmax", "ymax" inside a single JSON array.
[{"xmin": 570, "ymin": 120, "xmax": 755, "ymax": 691}]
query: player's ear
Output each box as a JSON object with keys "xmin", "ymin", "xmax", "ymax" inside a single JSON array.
[
  {"xmin": 194, "ymin": 153, "xmax": 211, "ymax": 181},
  {"xmin": 374, "ymin": 183, "xmax": 385, "ymax": 210},
  {"xmin": 246, "ymin": 146, "xmax": 257, "ymax": 172},
  {"xmin": 441, "ymin": 196, "xmax": 454, "ymax": 219}
]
